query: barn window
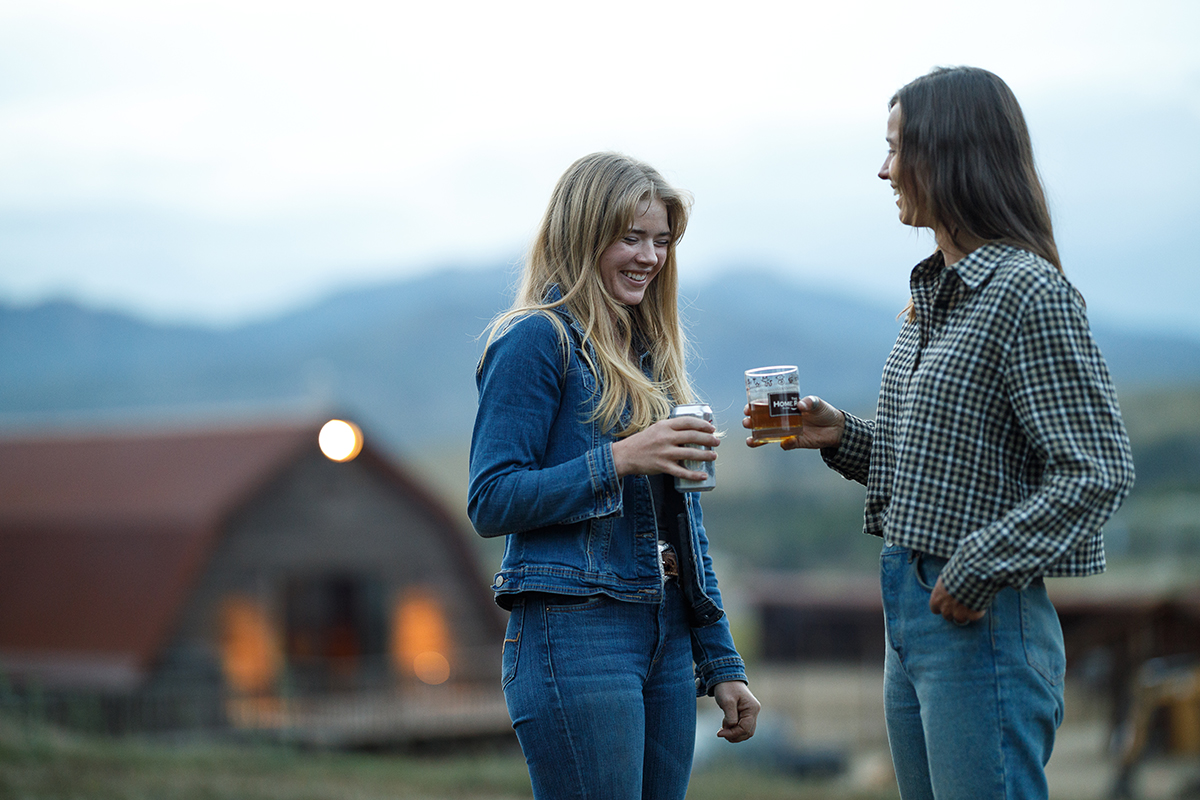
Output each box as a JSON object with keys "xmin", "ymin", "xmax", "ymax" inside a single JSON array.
[
  {"xmin": 392, "ymin": 588, "xmax": 452, "ymax": 685},
  {"xmin": 283, "ymin": 574, "xmax": 386, "ymax": 691},
  {"xmin": 219, "ymin": 595, "xmax": 282, "ymax": 693}
]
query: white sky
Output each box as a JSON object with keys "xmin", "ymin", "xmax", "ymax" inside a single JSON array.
[{"xmin": 1, "ymin": 0, "xmax": 1198, "ymax": 334}]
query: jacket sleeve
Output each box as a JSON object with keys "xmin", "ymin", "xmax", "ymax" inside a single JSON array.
[
  {"xmin": 941, "ymin": 283, "xmax": 1136, "ymax": 609},
  {"xmin": 686, "ymin": 496, "xmax": 749, "ymax": 696},
  {"xmin": 467, "ymin": 314, "xmax": 623, "ymax": 537}
]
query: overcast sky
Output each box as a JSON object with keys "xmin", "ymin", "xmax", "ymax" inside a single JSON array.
[{"xmin": 2, "ymin": 0, "xmax": 1198, "ymax": 337}]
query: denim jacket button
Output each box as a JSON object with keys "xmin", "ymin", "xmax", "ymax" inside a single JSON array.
[{"xmin": 493, "ymin": 575, "xmax": 505, "ymax": 589}]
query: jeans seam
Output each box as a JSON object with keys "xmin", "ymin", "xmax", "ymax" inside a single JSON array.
[
  {"xmin": 991, "ymin": 609, "xmax": 1011, "ymax": 800},
  {"xmin": 540, "ymin": 599, "xmax": 589, "ymax": 798}
]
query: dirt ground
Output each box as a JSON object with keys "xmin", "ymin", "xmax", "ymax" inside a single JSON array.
[{"xmin": 748, "ymin": 665, "xmax": 1200, "ymax": 799}]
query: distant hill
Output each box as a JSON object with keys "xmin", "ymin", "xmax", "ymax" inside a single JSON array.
[{"xmin": 3, "ymin": 266, "xmax": 1199, "ymax": 456}]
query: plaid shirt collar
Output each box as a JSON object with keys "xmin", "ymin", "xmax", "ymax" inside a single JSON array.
[{"xmin": 911, "ymin": 242, "xmax": 1011, "ymax": 310}]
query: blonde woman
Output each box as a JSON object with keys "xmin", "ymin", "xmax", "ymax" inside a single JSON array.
[{"xmin": 469, "ymin": 152, "xmax": 758, "ymax": 799}]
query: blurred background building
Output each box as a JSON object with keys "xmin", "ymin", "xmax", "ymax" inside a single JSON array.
[{"xmin": 0, "ymin": 418, "xmax": 507, "ymax": 747}]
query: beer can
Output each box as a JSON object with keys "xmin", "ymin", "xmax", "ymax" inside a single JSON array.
[{"xmin": 670, "ymin": 403, "xmax": 716, "ymax": 492}]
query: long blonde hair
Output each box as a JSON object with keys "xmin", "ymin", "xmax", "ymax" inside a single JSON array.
[{"xmin": 482, "ymin": 152, "xmax": 695, "ymax": 437}]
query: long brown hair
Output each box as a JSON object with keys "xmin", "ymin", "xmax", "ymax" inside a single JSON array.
[
  {"xmin": 481, "ymin": 152, "xmax": 695, "ymax": 437},
  {"xmin": 892, "ymin": 67, "xmax": 1063, "ymax": 319}
]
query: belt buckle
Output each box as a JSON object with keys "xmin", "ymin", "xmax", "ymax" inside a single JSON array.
[{"xmin": 658, "ymin": 540, "xmax": 679, "ymax": 579}]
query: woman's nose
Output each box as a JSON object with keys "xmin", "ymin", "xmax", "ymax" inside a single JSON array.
[{"xmin": 635, "ymin": 241, "xmax": 658, "ymax": 264}]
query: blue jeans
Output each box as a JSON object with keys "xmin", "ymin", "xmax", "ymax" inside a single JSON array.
[
  {"xmin": 502, "ymin": 585, "xmax": 697, "ymax": 800},
  {"xmin": 881, "ymin": 544, "xmax": 1066, "ymax": 800}
]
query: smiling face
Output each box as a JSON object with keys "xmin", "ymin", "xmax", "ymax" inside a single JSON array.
[
  {"xmin": 598, "ymin": 197, "xmax": 670, "ymax": 306},
  {"xmin": 879, "ymin": 102, "xmax": 931, "ymax": 229}
]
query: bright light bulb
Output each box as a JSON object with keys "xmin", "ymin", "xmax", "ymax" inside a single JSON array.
[{"xmin": 319, "ymin": 419, "xmax": 363, "ymax": 462}]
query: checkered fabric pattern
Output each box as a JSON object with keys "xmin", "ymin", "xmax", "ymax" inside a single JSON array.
[{"xmin": 824, "ymin": 243, "xmax": 1136, "ymax": 610}]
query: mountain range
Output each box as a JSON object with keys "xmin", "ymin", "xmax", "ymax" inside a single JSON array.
[{"xmin": 3, "ymin": 266, "xmax": 1199, "ymax": 458}]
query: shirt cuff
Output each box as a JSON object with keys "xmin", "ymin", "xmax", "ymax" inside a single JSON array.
[
  {"xmin": 821, "ymin": 412, "xmax": 872, "ymax": 484},
  {"xmin": 940, "ymin": 557, "xmax": 1002, "ymax": 611}
]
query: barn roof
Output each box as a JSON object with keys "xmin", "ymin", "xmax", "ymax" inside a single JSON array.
[
  {"xmin": 0, "ymin": 423, "xmax": 314, "ymax": 529},
  {"xmin": 0, "ymin": 418, "xmax": 478, "ymax": 691}
]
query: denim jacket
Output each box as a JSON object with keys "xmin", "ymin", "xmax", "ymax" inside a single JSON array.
[{"xmin": 467, "ymin": 288, "xmax": 747, "ymax": 695}]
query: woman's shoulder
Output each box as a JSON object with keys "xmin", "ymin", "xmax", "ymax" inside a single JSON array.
[
  {"xmin": 978, "ymin": 246, "xmax": 1091, "ymax": 336},
  {"xmin": 479, "ymin": 309, "xmax": 577, "ymax": 379},
  {"xmin": 984, "ymin": 246, "xmax": 1077, "ymax": 300},
  {"xmin": 492, "ymin": 308, "xmax": 572, "ymax": 347}
]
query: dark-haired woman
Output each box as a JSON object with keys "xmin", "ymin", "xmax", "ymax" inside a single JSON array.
[{"xmin": 746, "ymin": 67, "xmax": 1135, "ymax": 799}]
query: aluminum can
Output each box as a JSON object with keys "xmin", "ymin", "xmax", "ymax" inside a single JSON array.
[{"xmin": 670, "ymin": 403, "xmax": 716, "ymax": 492}]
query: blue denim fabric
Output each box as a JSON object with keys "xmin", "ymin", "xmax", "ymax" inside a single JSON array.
[
  {"xmin": 467, "ymin": 290, "xmax": 746, "ymax": 695},
  {"xmin": 503, "ymin": 587, "xmax": 696, "ymax": 800},
  {"xmin": 880, "ymin": 544, "xmax": 1065, "ymax": 800}
]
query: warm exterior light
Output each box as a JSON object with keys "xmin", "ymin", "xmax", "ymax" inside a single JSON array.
[
  {"xmin": 219, "ymin": 596, "xmax": 281, "ymax": 694},
  {"xmin": 319, "ymin": 419, "xmax": 363, "ymax": 462},
  {"xmin": 393, "ymin": 590, "xmax": 453, "ymax": 685}
]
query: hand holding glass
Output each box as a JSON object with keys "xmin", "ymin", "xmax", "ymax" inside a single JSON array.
[{"xmin": 745, "ymin": 366, "xmax": 803, "ymax": 443}]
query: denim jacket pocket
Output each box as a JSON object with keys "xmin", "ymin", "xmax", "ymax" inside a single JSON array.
[{"xmin": 501, "ymin": 600, "xmax": 525, "ymax": 689}]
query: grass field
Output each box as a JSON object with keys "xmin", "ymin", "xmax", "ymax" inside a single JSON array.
[
  {"xmin": 0, "ymin": 715, "xmax": 904, "ymax": 800},
  {"xmin": 9, "ymin": 708, "xmax": 1200, "ymax": 799}
]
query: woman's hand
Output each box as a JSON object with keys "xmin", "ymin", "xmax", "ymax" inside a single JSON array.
[
  {"xmin": 930, "ymin": 575, "xmax": 987, "ymax": 625},
  {"xmin": 713, "ymin": 681, "xmax": 760, "ymax": 743},
  {"xmin": 743, "ymin": 395, "xmax": 845, "ymax": 450},
  {"xmin": 612, "ymin": 416, "xmax": 719, "ymax": 479}
]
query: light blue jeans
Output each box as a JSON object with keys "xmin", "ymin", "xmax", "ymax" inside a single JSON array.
[
  {"xmin": 501, "ymin": 585, "xmax": 696, "ymax": 800},
  {"xmin": 881, "ymin": 544, "xmax": 1066, "ymax": 800}
]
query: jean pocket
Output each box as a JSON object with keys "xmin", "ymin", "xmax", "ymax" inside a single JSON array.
[
  {"xmin": 1021, "ymin": 585, "xmax": 1066, "ymax": 686},
  {"xmin": 913, "ymin": 552, "xmax": 947, "ymax": 593},
  {"xmin": 501, "ymin": 601, "xmax": 524, "ymax": 689},
  {"xmin": 545, "ymin": 594, "xmax": 605, "ymax": 612}
]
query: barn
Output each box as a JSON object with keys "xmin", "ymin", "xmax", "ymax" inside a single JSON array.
[{"xmin": 0, "ymin": 416, "xmax": 507, "ymax": 745}]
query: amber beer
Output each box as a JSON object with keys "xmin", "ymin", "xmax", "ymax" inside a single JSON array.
[
  {"xmin": 745, "ymin": 365, "xmax": 802, "ymax": 443},
  {"xmin": 749, "ymin": 398, "xmax": 803, "ymax": 441}
]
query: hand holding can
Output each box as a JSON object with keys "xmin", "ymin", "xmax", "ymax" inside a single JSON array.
[{"xmin": 671, "ymin": 403, "xmax": 716, "ymax": 492}]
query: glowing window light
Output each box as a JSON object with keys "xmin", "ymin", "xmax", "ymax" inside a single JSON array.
[
  {"xmin": 219, "ymin": 596, "xmax": 281, "ymax": 694},
  {"xmin": 319, "ymin": 419, "xmax": 363, "ymax": 462},
  {"xmin": 392, "ymin": 589, "xmax": 452, "ymax": 685}
]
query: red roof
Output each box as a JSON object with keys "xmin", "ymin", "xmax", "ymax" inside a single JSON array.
[
  {"xmin": 0, "ymin": 421, "xmax": 331, "ymax": 689},
  {"xmin": 0, "ymin": 424, "xmax": 313, "ymax": 528}
]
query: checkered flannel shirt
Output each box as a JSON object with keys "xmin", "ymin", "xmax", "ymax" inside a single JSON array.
[{"xmin": 823, "ymin": 243, "xmax": 1135, "ymax": 610}]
